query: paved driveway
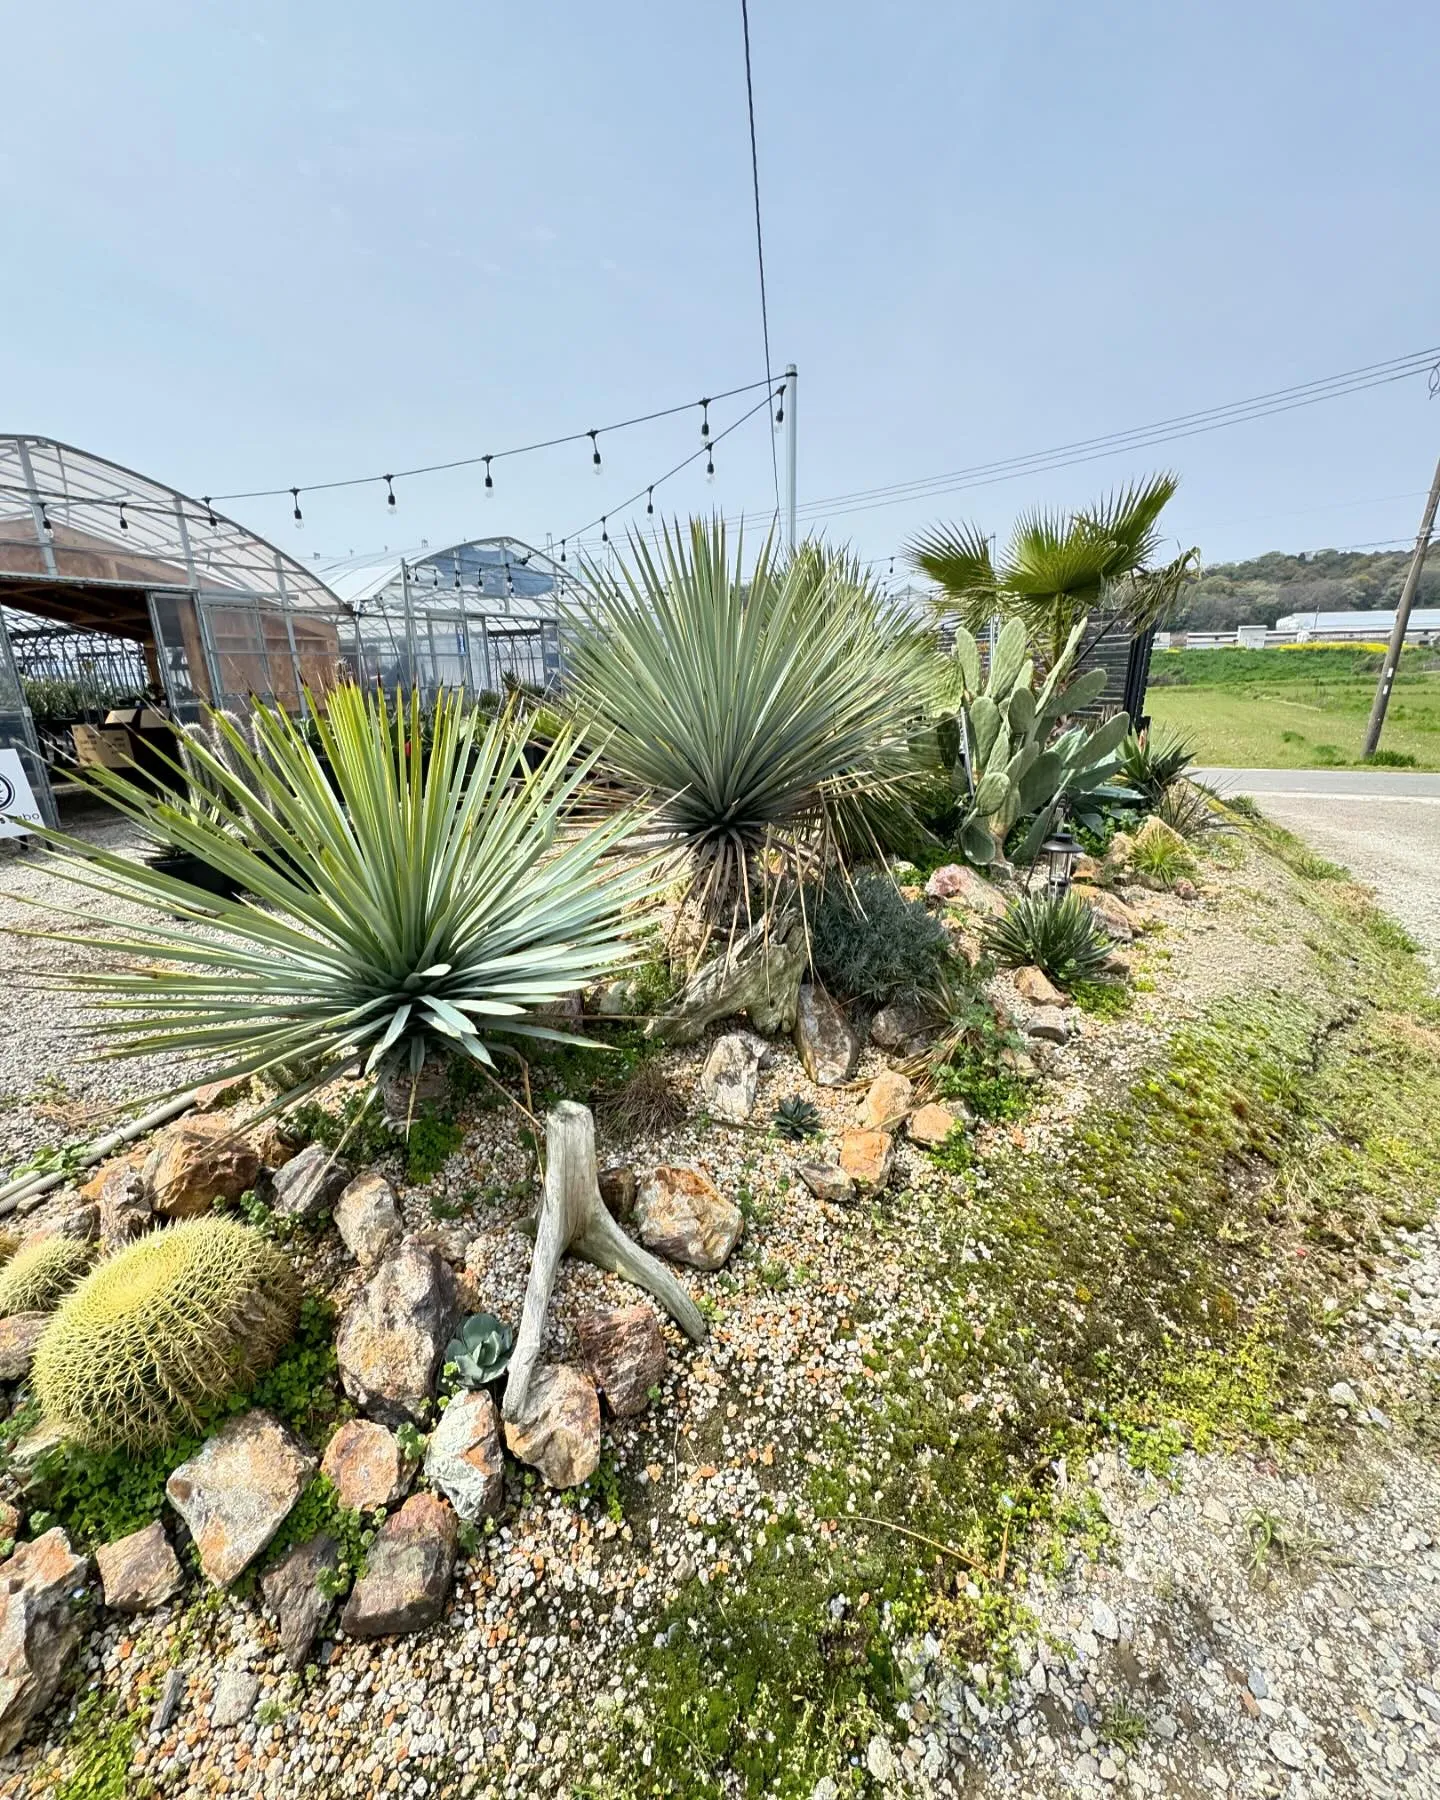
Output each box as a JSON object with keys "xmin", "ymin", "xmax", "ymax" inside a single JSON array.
[{"xmin": 1196, "ymin": 769, "xmax": 1440, "ymax": 965}]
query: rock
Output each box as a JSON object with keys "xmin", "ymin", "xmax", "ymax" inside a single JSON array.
[
  {"xmin": 598, "ymin": 1165, "xmax": 637, "ymax": 1222},
  {"xmin": 99, "ymin": 1201, "xmax": 151, "ymax": 1250},
  {"xmin": 925, "ymin": 863, "xmax": 1007, "ymax": 916},
  {"xmin": 1268, "ymin": 1729, "xmax": 1307, "ymax": 1770},
  {"xmin": 794, "ymin": 985, "xmax": 859, "ymax": 1086},
  {"xmin": 79, "ymin": 1155, "xmax": 144, "ymax": 1209},
  {"xmin": 335, "ymin": 1237, "xmax": 458, "ymax": 1426},
  {"xmin": 50, "ymin": 1205, "xmax": 98, "ymax": 1243},
  {"xmin": 1201, "ymin": 1496, "xmax": 1232, "ymax": 1526},
  {"xmin": 210, "ymin": 1668, "xmax": 259, "ymax": 1728},
  {"xmin": 334, "ymin": 1173, "xmax": 403, "ymax": 1268},
  {"xmin": 1172, "ymin": 876, "xmax": 1198, "ymax": 901},
  {"xmin": 7, "ymin": 1421, "xmax": 65, "ymax": 1474},
  {"xmin": 503, "ymin": 1363, "xmax": 601, "ymax": 1488},
  {"xmin": 269, "ymin": 1142, "xmax": 348, "ymax": 1222},
  {"xmin": 1100, "ymin": 950, "xmax": 1133, "ymax": 978},
  {"xmin": 340, "ymin": 1494, "xmax": 458, "ymax": 1637},
  {"xmin": 907, "ymin": 1102, "xmax": 969, "ymax": 1148},
  {"xmin": 593, "ymin": 978, "xmax": 636, "ymax": 1017},
  {"xmin": 797, "ymin": 1163, "xmax": 856, "ymax": 1205},
  {"xmin": 0, "ymin": 1315, "xmax": 47, "ymax": 1383},
  {"xmin": 150, "ymin": 1666, "xmax": 186, "ymax": 1737},
  {"xmin": 143, "ymin": 1114, "xmax": 262, "ymax": 1219},
  {"xmin": 868, "ymin": 997, "xmax": 939, "ymax": 1052},
  {"xmin": 0, "ymin": 1527, "xmax": 89, "ymax": 1754},
  {"xmin": 866, "ymin": 1732, "xmax": 896, "ymax": 1782},
  {"xmin": 860, "ymin": 1070, "xmax": 912, "ymax": 1129},
  {"xmin": 698, "ymin": 1032, "xmax": 767, "ymax": 1123},
  {"xmin": 1090, "ymin": 1598, "xmax": 1119, "ymax": 1641},
  {"xmin": 261, "ymin": 1533, "xmax": 341, "ymax": 1670},
  {"xmin": 95, "ymin": 1521, "xmax": 183, "ymax": 1613},
  {"xmin": 165, "ymin": 1409, "xmax": 314, "ymax": 1587},
  {"xmin": 1075, "ymin": 886, "xmax": 1137, "ymax": 942},
  {"xmin": 1327, "ymin": 1380, "xmax": 1361, "ymax": 1408},
  {"xmin": 423, "ymin": 1390, "xmax": 505, "ymax": 1523},
  {"xmin": 320, "ymin": 1419, "xmax": 414, "ymax": 1512},
  {"xmin": 838, "ymin": 1128, "xmax": 895, "ymax": 1194},
  {"xmin": 1026, "ymin": 1006, "xmax": 1070, "ymax": 1045},
  {"xmin": 578, "ymin": 1305, "xmax": 667, "ymax": 1417},
  {"xmin": 0, "ymin": 1502, "xmax": 20, "ymax": 1546},
  {"xmin": 1013, "ymin": 965, "xmax": 1067, "ymax": 1008},
  {"xmin": 634, "ymin": 1166, "xmax": 742, "ymax": 1270}
]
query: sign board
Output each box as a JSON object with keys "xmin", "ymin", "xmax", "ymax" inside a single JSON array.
[{"xmin": 0, "ymin": 748, "xmax": 45, "ymax": 839}]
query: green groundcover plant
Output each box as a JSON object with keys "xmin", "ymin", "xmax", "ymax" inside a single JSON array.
[{"xmin": 14, "ymin": 686, "xmax": 656, "ymax": 1107}]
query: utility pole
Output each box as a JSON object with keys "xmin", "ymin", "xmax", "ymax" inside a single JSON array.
[
  {"xmin": 783, "ymin": 362, "xmax": 798, "ymax": 552},
  {"xmin": 1362, "ymin": 451, "xmax": 1440, "ymax": 757}
]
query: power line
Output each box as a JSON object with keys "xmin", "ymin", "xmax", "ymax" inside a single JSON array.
[{"xmin": 739, "ymin": 0, "xmax": 780, "ymax": 514}]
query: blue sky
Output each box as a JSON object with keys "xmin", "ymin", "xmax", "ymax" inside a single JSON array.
[{"xmin": 3, "ymin": 0, "xmax": 1436, "ymax": 576}]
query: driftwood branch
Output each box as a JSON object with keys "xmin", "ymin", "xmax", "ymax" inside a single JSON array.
[
  {"xmin": 647, "ymin": 916, "xmax": 806, "ymax": 1046},
  {"xmin": 503, "ymin": 1101, "xmax": 706, "ymax": 1420}
]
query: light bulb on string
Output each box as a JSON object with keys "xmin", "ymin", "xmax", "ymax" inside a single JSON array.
[
  {"xmin": 291, "ymin": 488, "xmax": 304, "ymax": 530},
  {"xmin": 699, "ymin": 398, "xmax": 711, "ymax": 441},
  {"xmin": 453, "ymin": 558, "xmax": 462, "ymax": 590},
  {"xmin": 202, "ymin": 497, "xmax": 217, "ymax": 527},
  {"xmin": 589, "ymin": 430, "xmax": 602, "ymax": 474},
  {"xmin": 601, "ymin": 516, "xmax": 609, "ymax": 544},
  {"xmin": 38, "ymin": 502, "xmax": 53, "ymax": 535},
  {"xmin": 646, "ymin": 487, "xmax": 654, "ymax": 516},
  {"xmin": 774, "ymin": 383, "xmax": 785, "ymax": 431},
  {"xmin": 118, "ymin": 502, "xmax": 129, "ymax": 533},
  {"xmin": 385, "ymin": 475, "xmax": 398, "ymax": 512},
  {"xmin": 483, "ymin": 456, "xmax": 494, "ymax": 499},
  {"xmin": 559, "ymin": 540, "xmax": 567, "ymax": 563},
  {"xmin": 705, "ymin": 449, "xmax": 715, "ymax": 483}
]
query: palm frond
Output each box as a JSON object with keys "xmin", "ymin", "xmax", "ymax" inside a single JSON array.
[{"xmin": 907, "ymin": 522, "xmax": 998, "ymax": 628}]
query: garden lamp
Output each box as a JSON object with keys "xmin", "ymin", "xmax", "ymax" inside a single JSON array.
[{"xmin": 1040, "ymin": 828, "xmax": 1084, "ymax": 895}]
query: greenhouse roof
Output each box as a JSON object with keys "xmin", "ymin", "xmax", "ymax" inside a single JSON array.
[{"xmin": 315, "ymin": 537, "xmax": 581, "ymax": 620}]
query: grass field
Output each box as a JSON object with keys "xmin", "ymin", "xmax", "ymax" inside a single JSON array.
[{"xmin": 1146, "ymin": 645, "xmax": 1440, "ymax": 769}]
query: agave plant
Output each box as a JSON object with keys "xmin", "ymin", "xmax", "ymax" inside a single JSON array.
[
  {"xmin": 773, "ymin": 1096, "xmax": 823, "ymax": 1141},
  {"xmin": 565, "ymin": 521, "xmax": 929, "ymax": 925},
  {"xmin": 909, "ymin": 475, "xmax": 1198, "ymax": 671},
  {"xmin": 445, "ymin": 1312, "xmax": 515, "ymax": 1389},
  {"xmin": 983, "ymin": 891, "xmax": 1113, "ymax": 988},
  {"xmin": 1116, "ymin": 728, "xmax": 1197, "ymax": 806},
  {"xmin": 15, "ymin": 687, "xmax": 654, "ymax": 1107}
]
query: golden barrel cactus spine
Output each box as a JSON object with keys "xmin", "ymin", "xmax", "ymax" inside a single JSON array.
[{"xmin": 0, "ymin": 1236, "xmax": 93, "ymax": 1317}]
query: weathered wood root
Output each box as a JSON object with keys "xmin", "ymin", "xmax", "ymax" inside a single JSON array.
[
  {"xmin": 647, "ymin": 917, "xmax": 806, "ymax": 1046},
  {"xmin": 503, "ymin": 1101, "xmax": 706, "ymax": 1421}
]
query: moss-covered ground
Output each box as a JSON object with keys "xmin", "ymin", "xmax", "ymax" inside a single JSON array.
[{"xmin": 577, "ymin": 820, "xmax": 1440, "ymax": 1798}]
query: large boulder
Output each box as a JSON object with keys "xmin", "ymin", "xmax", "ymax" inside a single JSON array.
[
  {"xmin": 925, "ymin": 864, "xmax": 1008, "ymax": 916},
  {"xmin": 260, "ymin": 1533, "xmax": 340, "ymax": 1670},
  {"xmin": 578, "ymin": 1305, "xmax": 667, "ymax": 1417},
  {"xmin": 165, "ymin": 1410, "xmax": 314, "ymax": 1587},
  {"xmin": 859, "ymin": 1070, "xmax": 912, "ymax": 1130},
  {"xmin": 794, "ymin": 985, "xmax": 859, "ymax": 1087},
  {"xmin": 698, "ymin": 1032, "xmax": 767, "ymax": 1123},
  {"xmin": 634, "ymin": 1166, "xmax": 742, "ymax": 1271},
  {"xmin": 320, "ymin": 1419, "xmax": 414, "ymax": 1512},
  {"xmin": 838, "ymin": 1128, "xmax": 895, "ymax": 1195},
  {"xmin": 268, "ymin": 1143, "xmax": 348, "ymax": 1223},
  {"xmin": 503, "ymin": 1363, "xmax": 601, "ymax": 1488},
  {"xmin": 0, "ymin": 1527, "xmax": 89, "ymax": 1754},
  {"xmin": 95, "ymin": 1521, "xmax": 184, "ymax": 1613},
  {"xmin": 423, "ymin": 1390, "xmax": 505, "ymax": 1523},
  {"xmin": 335, "ymin": 1238, "xmax": 458, "ymax": 1426},
  {"xmin": 334, "ymin": 1172, "xmax": 403, "ymax": 1268},
  {"xmin": 0, "ymin": 1316, "xmax": 47, "ymax": 1383},
  {"xmin": 143, "ymin": 1114, "xmax": 262, "ymax": 1219},
  {"xmin": 340, "ymin": 1494, "xmax": 458, "ymax": 1637}
]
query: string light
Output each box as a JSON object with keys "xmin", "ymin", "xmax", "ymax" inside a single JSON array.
[
  {"xmin": 706, "ymin": 447, "xmax": 715, "ymax": 482},
  {"xmin": 774, "ymin": 379, "xmax": 785, "ymax": 429},
  {"xmin": 559, "ymin": 539, "xmax": 567, "ymax": 563},
  {"xmin": 601, "ymin": 516, "xmax": 609, "ymax": 543},
  {"xmin": 453, "ymin": 557, "xmax": 462, "ymax": 590},
  {"xmin": 385, "ymin": 475, "xmax": 398, "ymax": 512},
  {"xmin": 646, "ymin": 487, "xmax": 654, "ymax": 515},
  {"xmin": 291, "ymin": 488, "xmax": 304, "ymax": 530},
  {"xmin": 700, "ymin": 398, "xmax": 711, "ymax": 440},
  {"xmin": 201, "ymin": 496, "xmax": 218, "ymax": 527},
  {"xmin": 589, "ymin": 430, "xmax": 602, "ymax": 474},
  {"xmin": 483, "ymin": 456, "xmax": 494, "ymax": 499},
  {"xmin": 38, "ymin": 501, "xmax": 52, "ymax": 535},
  {"xmin": 118, "ymin": 502, "xmax": 129, "ymax": 532}
]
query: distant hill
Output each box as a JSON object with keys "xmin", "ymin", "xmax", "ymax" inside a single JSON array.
[{"xmin": 1172, "ymin": 546, "xmax": 1439, "ymax": 633}]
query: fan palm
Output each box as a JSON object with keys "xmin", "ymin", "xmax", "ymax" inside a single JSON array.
[
  {"xmin": 565, "ymin": 520, "xmax": 930, "ymax": 924},
  {"xmin": 12, "ymin": 687, "xmax": 653, "ymax": 1104},
  {"xmin": 909, "ymin": 474, "xmax": 1198, "ymax": 669}
]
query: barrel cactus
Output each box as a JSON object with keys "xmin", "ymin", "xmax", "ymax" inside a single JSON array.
[
  {"xmin": 0, "ymin": 1237, "xmax": 93, "ymax": 1317},
  {"xmin": 32, "ymin": 1218, "xmax": 300, "ymax": 1451},
  {"xmin": 0, "ymin": 1231, "xmax": 20, "ymax": 1267}
]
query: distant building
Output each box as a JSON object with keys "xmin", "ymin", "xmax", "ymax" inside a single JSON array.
[{"xmin": 1273, "ymin": 607, "xmax": 1440, "ymax": 640}]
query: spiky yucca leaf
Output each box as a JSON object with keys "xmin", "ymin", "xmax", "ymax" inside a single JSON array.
[
  {"xmin": 11, "ymin": 687, "xmax": 656, "ymax": 1104},
  {"xmin": 565, "ymin": 521, "xmax": 930, "ymax": 922},
  {"xmin": 33, "ymin": 1217, "xmax": 299, "ymax": 1450},
  {"xmin": 0, "ymin": 1236, "xmax": 93, "ymax": 1317},
  {"xmin": 983, "ymin": 891, "xmax": 1113, "ymax": 989}
]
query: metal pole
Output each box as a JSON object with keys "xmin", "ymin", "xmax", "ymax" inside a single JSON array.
[
  {"xmin": 783, "ymin": 362, "xmax": 798, "ymax": 552},
  {"xmin": 1361, "ymin": 451, "xmax": 1440, "ymax": 757}
]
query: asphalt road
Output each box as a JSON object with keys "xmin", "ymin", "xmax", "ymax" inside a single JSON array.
[{"xmin": 1195, "ymin": 768, "xmax": 1440, "ymax": 964}]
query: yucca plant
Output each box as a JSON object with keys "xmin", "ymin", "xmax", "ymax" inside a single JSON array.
[
  {"xmin": 15, "ymin": 687, "xmax": 654, "ymax": 1110},
  {"xmin": 983, "ymin": 891, "xmax": 1113, "ymax": 989},
  {"xmin": 565, "ymin": 521, "xmax": 929, "ymax": 927},
  {"xmin": 1116, "ymin": 729, "xmax": 1197, "ymax": 807}
]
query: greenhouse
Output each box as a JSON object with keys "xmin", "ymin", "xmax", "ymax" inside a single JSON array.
[{"xmin": 0, "ymin": 436, "xmax": 578, "ymax": 821}]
